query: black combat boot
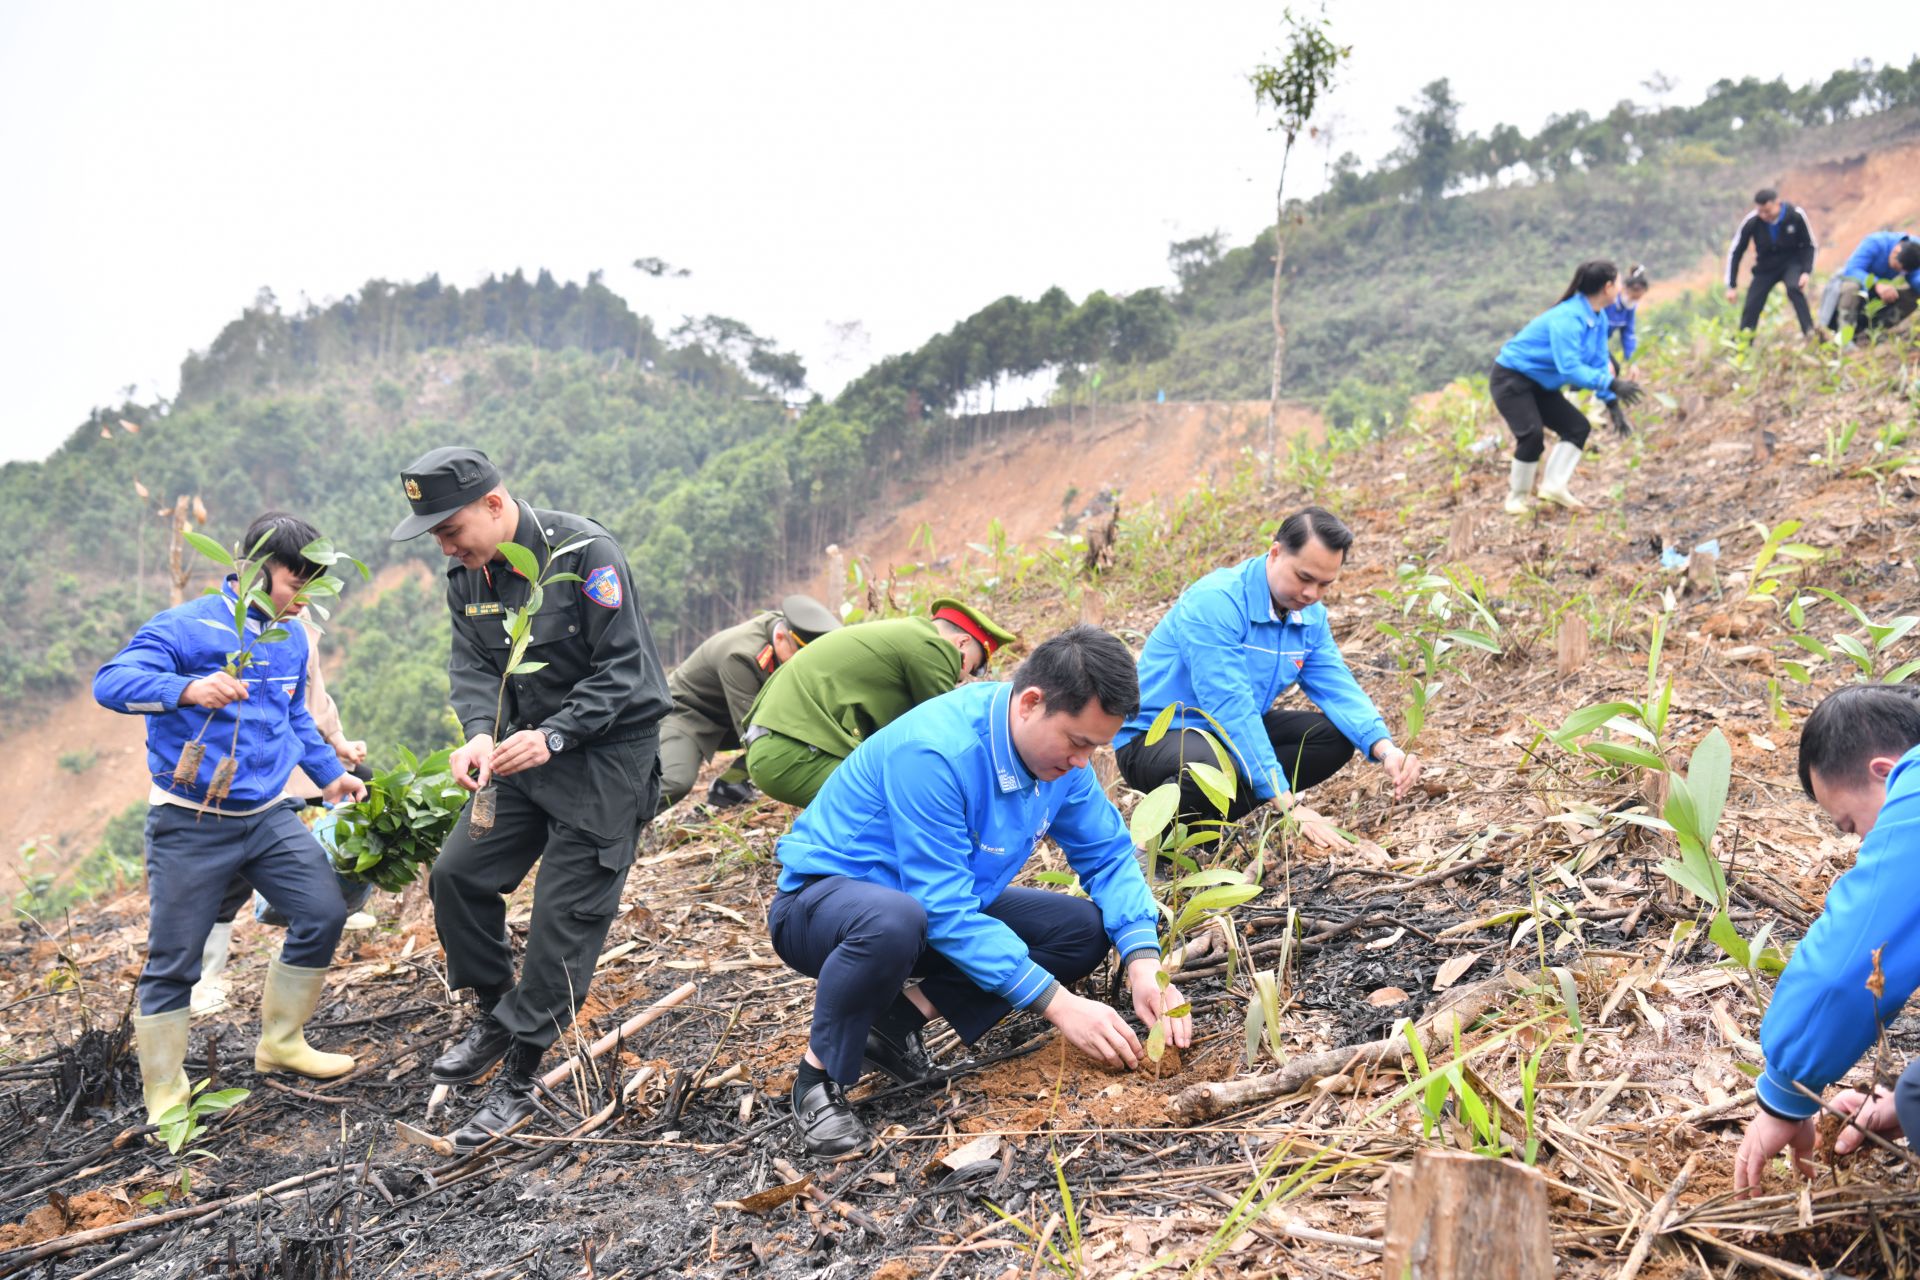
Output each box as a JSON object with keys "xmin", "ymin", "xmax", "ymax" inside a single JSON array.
[
  {"xmin": 430, "ymin": 1010, "xmax": 513, "ymax": 1084},
  {"xmin": 705, "ymin": 776, "xmax": 760, "ymax": 809},
  {"xmin": 449, "ymin": 1040, "xmax": 543, "ymax": 1151}
]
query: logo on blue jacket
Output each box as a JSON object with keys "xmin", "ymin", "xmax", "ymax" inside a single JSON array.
[{"xmin": 582, "ymin": 565, "xmax": 623, "ymax": 610}]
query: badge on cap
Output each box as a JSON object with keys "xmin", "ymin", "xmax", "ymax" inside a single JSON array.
[
  {"xmin": 405, "ymin": 478, "xmax": 422, "ymax": 500},
  {"xmin": 583, "ymin": 565, "xmax": 623, "ymax": 609}
]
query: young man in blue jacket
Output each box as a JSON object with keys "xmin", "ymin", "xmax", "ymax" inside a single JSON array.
[
  {"xmin": 1114, "ymin": 508, "xmax": 1420, "ymax": 849},
  {"xmin": 93, "ymin": 512, "xmax": 369, "ymax": 1128},
  {"xmin": 1735, "ymin": 685, "xmax": 1920, "ymax": 1196},
  {"xmin": 1832, "ymin": 231, "xmax": 1920, "ymax": 338},
  {"xmin": 768, "ymin": 625, "xmax": 1191, "ymax": 1156}
]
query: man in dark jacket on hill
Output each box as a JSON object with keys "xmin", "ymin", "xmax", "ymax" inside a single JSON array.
[{"xmin": 1725, "ymin": 187, "xmax": 1818, "ymax": 338}]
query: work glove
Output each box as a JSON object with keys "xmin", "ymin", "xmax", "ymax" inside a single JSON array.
[
  {"xmin": 1606, "ymin": 399, "xmax": 1633, "ymax": 437},
  {"xmin": 1608, "ymin": 378, "xmax": 1644, "ymax": 405}
]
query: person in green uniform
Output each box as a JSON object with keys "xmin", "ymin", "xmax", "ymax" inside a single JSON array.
[
  {"xmin": 390, "ymin": 446, "xmax": 671, "ymax": 1152},
  {"xmin": 657, "ymin": 594, "xmax": 842, "ymax": 811},
  {"xmin": 744, "ymin": 598, "xmax": 1015, "ymax": 807}
]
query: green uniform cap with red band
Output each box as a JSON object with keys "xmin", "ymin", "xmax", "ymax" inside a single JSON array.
[{"xmin": 928, "ymin": 597, "xmax": 1016, "ymax": 657}]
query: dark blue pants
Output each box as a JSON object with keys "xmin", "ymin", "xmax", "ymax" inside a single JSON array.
[
  {"xmin": 768, "ymin": 878, "xmax": 1111, "ymax": 1084},
  {"xmin": 141, "ymin": 801, "xmax": 348, "ymax": 1014},
  {"xmin": 1893, "ymin": 1059, "xmax": 1920, "ymax": 1145}
]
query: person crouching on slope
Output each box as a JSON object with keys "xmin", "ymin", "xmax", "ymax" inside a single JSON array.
[
  {"xmin": 1492, "ymin": 260, "xmax": 1645, "ymax": 515},
  {"xmin": 1735, "ymin": 685, "xmax": 1920, "ymax": 1196},
  {"xmin": 1604, "ymin": 264, "xmax": 1649, "ymax": 373},
  {"xmin": 93, "ymin": 512, "xmax": 370, "ymax": 1127}
]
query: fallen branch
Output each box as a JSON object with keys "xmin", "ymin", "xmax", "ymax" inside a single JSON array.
[{"xmin": 1616, "ymin": 1153, "xmax": 1697, "ymax": 1280}]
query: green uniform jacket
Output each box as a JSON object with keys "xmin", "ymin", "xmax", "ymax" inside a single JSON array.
[
  {"xmin": 666, "ymin": 612, "xmax": 781, "ymax": 746},
  {"xmin": 745, "ymin": 618, "xmax": 961, "ymax": 759},
  {"xmin": 446, "ymin": 501, "xmax": 671, "ymax": 748}
]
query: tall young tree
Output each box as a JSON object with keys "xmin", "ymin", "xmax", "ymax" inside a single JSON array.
[{"xmin": 1248, "ymin": 9, "xmax": 1350, "ymax": 479}]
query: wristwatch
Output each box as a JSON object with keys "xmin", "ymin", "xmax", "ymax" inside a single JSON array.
[{"xmin": 544, "ymin": 728, "xmax": 568, "ymax": 754}]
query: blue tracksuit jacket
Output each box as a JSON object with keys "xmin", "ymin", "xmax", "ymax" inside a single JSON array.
[
  {"xmin": 1839, "ymin": 232, "xmax": 1920, "ymax": 291},
  {"xmin": 1117, "ymin": 553, "xmax": 1391, "ymax": 802},
  {"xmin": 775, "ymin": 680, "xmax": 1160, "ymax": 1010},
  {"xmin": 1495, "ymin": 294, "xmax": 1618, "ymax": 403},
  {"xmin": 1602, "ymin": 298, "xmax": 1639, "ymax": 361},
  {"xmin": 94, "ymin": 580, "xmax": 344, "ymax": 810},
  {"xmin": 1757, "ymin": 745, "xmax": 1920, "ymax": 1118}
]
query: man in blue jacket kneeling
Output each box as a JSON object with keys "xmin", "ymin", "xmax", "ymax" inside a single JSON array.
[
  {"xmin": 1115, "ymin": 507, "xmax": 1420, "ymax": 849},
  {"xmin": 94, "ymin": 512, "xmax": 369, "ymax": 1128},
  {"xmin": 1736, "ymin": 685, "xmax": 1920, "ymax": 1195},
  {"xmin": 768, "ymin": 625, "xmax": 1191, "ymax": 1156}
]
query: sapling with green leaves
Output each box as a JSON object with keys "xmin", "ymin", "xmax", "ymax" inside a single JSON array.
[
  {"xmin": 1780, "ymin": 587, "xmax": 1920, "ymax": 686},
  {"xmin": 173, "ymin": 528, "xmax": 368, "ymax": 803},
  {"xmin": 464, "ymin": 532, "xmax": 595, "ymax": 833},
  {"xmin": 331, "ymin": 746, "xmax": 470, "ymax": 891},
  {"xmin": 141, "ymin": 1079, "xmax": 249, "ymax": 1205}
]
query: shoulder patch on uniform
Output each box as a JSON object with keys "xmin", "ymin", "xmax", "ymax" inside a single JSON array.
[{"xmin": 582, "ymin": 564, "xmax": 623, "ymax": 609}]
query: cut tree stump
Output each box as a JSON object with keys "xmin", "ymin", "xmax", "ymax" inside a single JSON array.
[
  {"xmin": 1446, "ymin": 510, "xmax": 1476, "ymax": 561},
  {"xmin": 1555, "ymin": 615, "xmax": 1588, "ymax": 678},
  {"xmin": 1380, "ymin": 1149, "xmax": 1552, "ymax": 1279}
]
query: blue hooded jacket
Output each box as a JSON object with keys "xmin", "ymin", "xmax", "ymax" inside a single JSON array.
[
  {"xmin": 1757, "ymin": 745, "xmax": 1920, "ymax": 1119},
  {"xmin": 1117, "ymin": 553, "xmax": 1391, "ymax": 802},
  {"xmin": 1602, "ymin": 297, "xmax": 1638, "ymax": 361},
  {"xmin": 1495, "ymin": 294, "xmax": 1617, "ymax": 402},
  {"xmin": 94, "ymin": 580, "xmax": 344, "ymax": 810},
  {"xmin": 1839, "ymin": 232, "xmax": 1920, "ymax": 292},
  {"xmin": 775, "ymin": 681, "xmax": 1160, "ymax": 1010}
]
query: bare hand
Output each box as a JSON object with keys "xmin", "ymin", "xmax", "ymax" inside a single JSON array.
[
  {"xmin": 183, "ymin": 672, "xmax": 249, "ymax": 709},
  {"xmin": 321, "ymin": 772, "xmax": 368, "ymax": 806},
  {"xmin": 334, "ymin": 738, "xmax": 368, "ymax": 768},
  {"xmin": 1798, "ymin": 273, "xmax": 1811, "ymax": 291},
  {"xmin": 1127, "ymin": 958, "xmax": 1192, "ymax": 1051},
  {"xmin": 1376, "ymin": 744, "xmax": 1422, "ymax": 798},
  {"xmin": 1734, "ymin": 1111, "xmax": 1816, "ymax": 1197},
  {"xmin": 1043, "ymin": 989, "xmax": 1143, "ymax": 1069},
  {"xmin": 1725, "ymin": 287, "xmax": 1738, "ymax": 303},
  {"xmin": 1832, "ymin": 1087, "xmax": 1904, "ymax": 1155},
  {"xmin": 1284, "ymin": 802, "xmax": 1348, "ymax": 849},
  {"xmin": 490, "ymin": 728, "xmax": 552, "ymax": 778},
  {"xmin": 450, "ymin": 734, "xmax": 495, "ymax": 793}
]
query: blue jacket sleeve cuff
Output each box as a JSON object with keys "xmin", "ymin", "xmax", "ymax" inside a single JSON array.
[
  {"xmin": 1757, "ymin": 1069, "xmax": 1820, "ymax": 1120},
  {"xmin": 1113, "ymin": 922, "xmax": 1160, "ymax": 961}
]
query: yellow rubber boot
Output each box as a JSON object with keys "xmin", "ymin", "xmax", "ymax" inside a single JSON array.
[
  {"xmin": 132, "ymin": 1008, "xmax": 192, "ymax": 1126},
  {"xmin": 253, "ymin": 958, "xmax": 356, "ymax": 1079}
]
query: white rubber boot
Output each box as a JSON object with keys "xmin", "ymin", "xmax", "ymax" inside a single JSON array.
[
  {"xmin": 132, "ymin": 1008, "xmax": 192, "ymax": 1127},
  {"xmin": 1536, "ymin": 441, "xmax": 1588, "ymax": 509},
  {"xmin": 189, "ymin": 921, "xmax": 234, "ymax": 1018},
  {"xmin": 1504, "ymin": 459, "xmax": 1538, "ymax": 516},
  {"xmin": 254, "ymin": 958, "xmax": 356, "ymax": 1079}
]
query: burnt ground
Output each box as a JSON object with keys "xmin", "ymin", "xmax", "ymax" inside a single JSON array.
[{"xmin": 6, "ymin": 323, "xmax": 1920, "ymax": 1278}]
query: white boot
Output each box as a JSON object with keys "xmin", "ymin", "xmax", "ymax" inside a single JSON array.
[
  {"xmin": 1536, "ymin": 441, "xmax": 1588, "ymax": 509},
  {"xmin": 189, "ymin": 921, "xmax": 234, "ymax": 1018},
  {"xmin": 1503, "ymin": 459, "xmax": 1538, "ymax": 515},
  {"xmin": 132, "ymin": 1008, "xmax": 192, "ymax": 1127}
]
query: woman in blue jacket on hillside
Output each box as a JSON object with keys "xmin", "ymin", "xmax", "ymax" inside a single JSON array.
[
  {"xmin": 1491, "ymin": 260, "xmax": 1645, "ymax": 515},
  {"xmin": 1603, "ymin": 263, "xmax": 1649, "ymax": 371}
]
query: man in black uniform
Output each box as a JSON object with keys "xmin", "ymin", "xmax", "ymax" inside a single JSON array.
[
  {"xmin": 390, "ymin": 446, "xmax": 670, "ymax": 1150},
  {"xmin": 1725, "ymin": 187, "xmax": 1819, "ymax": 338}
]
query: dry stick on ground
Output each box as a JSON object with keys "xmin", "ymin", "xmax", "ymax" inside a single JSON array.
[
  {"xmin": 1166, "ymin": 970, "xmax": 1532, "ymax": 1125},
  {"xmin": 1615, "ymin": 1153, "xmax": 1698, "ymax": 1280}
]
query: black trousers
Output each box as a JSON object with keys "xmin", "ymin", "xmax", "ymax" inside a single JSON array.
[
  {"xmin": 768, "ymin": 879, "xmax": 1111, "ymax": 1084},
  {"xmin": 1115, "ymin": 709, "xmax": 1356, "ymax": 822},
  {"xmin": 1489, "ymin": 363, "xmax": 1590, "ymax": 464},
  {"xmin": 1740, "ymin": 261, "xmax": 1814, "ymax": 334},
  {"xmin": 428, "ymin": 739, "xmax": 659, "ymax": 1051}
]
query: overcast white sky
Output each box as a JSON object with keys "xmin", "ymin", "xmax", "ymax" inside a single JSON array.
[{"xmin": 1, "ymin": 1, "xmax": 1909, "ymax": 464}]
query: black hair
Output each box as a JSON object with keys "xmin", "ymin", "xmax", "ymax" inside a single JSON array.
[
  {"xmin": 1797, "ymin": 685, "xmax": 1920, "ymax": 798},
  {"xmin": 242, "ymin": 511, "xmax": 326, "ymax": 578},
  {"xmin": 1624, "ymin": 264, "xmax": 1650, "ymax": 290},
  {"xmin": 1754, "ymin": 187, "xmax": 1778, "ymax": 206},
  {"xmin": 1274, "ymin": 506, "xmax": 1354, "ymax": 561},
  {"xmin": 1895, "ymin": 241, "xmax": 1920, "ymax": 273},
  {"xmin": 1012, "ymin": 624, "xmax": 1140, "ymax": 720},
  {"xmin": 1557, "ymin": 260, "xmax": 1619, "ymax": 303}
]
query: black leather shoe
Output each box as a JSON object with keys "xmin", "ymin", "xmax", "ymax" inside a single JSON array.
[
  {"xmin": 792, "ymin": 1078, "xmax": 868, "ymax": 1158},
  {"xmin": 449, "ymin": 1040, "xmax": 543, "ymax": 1151},
  {"xmin": 862, "ymin": 1024, "xmax": 938, "ymax": 1085},
  {"xmin": 705, "ymin": 775, "xmax": 760, "ymax": 809},
  {"xmin": 431, "ymin": 1012, "xmax": 513, "ymax": 1084}
]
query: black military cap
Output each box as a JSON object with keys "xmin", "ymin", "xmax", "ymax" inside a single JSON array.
[
  {"xmin": 390, "ymin": 446, "xmax": 502, "ymax": 541},
  {"xmin": 779, "ymin": 594, "xmax": 842, "ymax": 643}
]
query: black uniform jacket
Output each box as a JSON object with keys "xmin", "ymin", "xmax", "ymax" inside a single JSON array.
[
  {"xmin": 446, "ymin": 502, "xmax": 670, "ymax": 837},
  {"xmin": 1725, "ymin": 201, "xmax": 1817, "ymax": 287}
]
